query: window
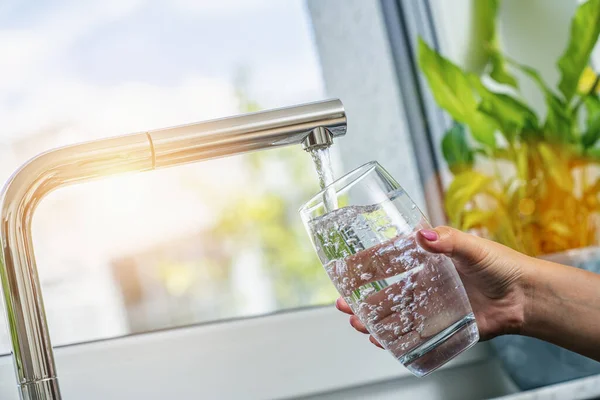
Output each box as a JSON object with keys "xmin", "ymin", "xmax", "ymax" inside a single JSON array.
[
  {"xmin": 0, "ymin": 0, "xmax": 341, "ymax": 352},
  {"xmin": 0, "ymin": 2, "xmax": 511, "ymax": 399}
]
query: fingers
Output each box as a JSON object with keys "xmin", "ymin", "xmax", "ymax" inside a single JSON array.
[
  {"xmin": 349, "ymin": 315, "xmax": 369, "ymax": 334},
  {"xmin": 335, "ymin": 298, "xmax": 370, "ymax": 335},
  {"xmin": 336, "ymin": 285, "xmax": 417, "ymax": 351},
  {"xmin": 351, "ymin": 315, "xmax": 385, "ymax": 350},
  {"xmin": 417, "ymin": 226, "xmax": 493, "ymax": 267},
  {"xmin": 335, "ymin": 297, "xmax": 353, "ymax": 315},
  {"xmin": 336, "ymin": 298, "xmax": 376, "ymax": 338},
  {"xmin": 336, "ymin": 298, "xmax": 372, "ymax": 335},
  {"xmin": 369, "ymin": 335, "xmax": 384, "ymax": 349},
  {"xmin": 328, "ymin": 236, "xmax": 425, "ymax": 297}
]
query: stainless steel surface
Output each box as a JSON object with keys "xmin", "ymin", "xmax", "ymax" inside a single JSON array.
[
  {"xmin": 20, "ymin": 379, "xmax": 61, "ymax": 400},
  {"xmin": 148, "ymin": 99, "xmax": 346, "ymax": 166},
  {"xmin": 0, "ymin": 99, "xmax": 347, "ymax": 400},
  {"xmin": 301, "ymin": 126, "xmax": 334, "ymax": 150}
]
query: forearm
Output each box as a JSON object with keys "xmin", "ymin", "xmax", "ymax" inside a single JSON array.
[{"xmin": 522, "ymin": 257, "xmax": 600, "ymax": 361}]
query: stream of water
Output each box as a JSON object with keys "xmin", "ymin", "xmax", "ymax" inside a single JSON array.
[{"xmin": 309, "ymin": 147, "xmax": 338, "ymax": 211}]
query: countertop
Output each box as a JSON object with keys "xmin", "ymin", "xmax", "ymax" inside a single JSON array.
[{"xmin": 494, "ymin": 374, "xmax": 600, "ymax": 400}]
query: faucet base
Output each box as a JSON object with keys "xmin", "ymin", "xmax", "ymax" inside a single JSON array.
[{"xmin": 20, "ymin": 379, "xmax": 61, "ymax": 400}]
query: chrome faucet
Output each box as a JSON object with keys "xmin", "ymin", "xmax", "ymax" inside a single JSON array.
[{"xmin": 0, "ymin": 99, "xmax": 346, "ymax": 400}]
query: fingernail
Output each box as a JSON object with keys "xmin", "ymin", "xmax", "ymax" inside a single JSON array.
[{"xmin": 419, "ymin": 229, "xmax": 438, "ymax": 241}]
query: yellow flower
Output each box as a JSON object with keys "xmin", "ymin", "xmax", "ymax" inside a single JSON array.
[{"xmin": 578, "ymin": 66, "xmax": 600, "ymax": 94}]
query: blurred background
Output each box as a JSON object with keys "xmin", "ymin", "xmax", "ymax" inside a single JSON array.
[
  {"xmin": 0, "ymin": 0, "xmax": 599, "ymax": 399},
  {"xmin": 0, "ymin": 0, "xmax": 342, "ymax": 348}
]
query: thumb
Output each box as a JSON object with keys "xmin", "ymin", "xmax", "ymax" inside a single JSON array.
[{"xmin": 416, "ymin": 226, "xmax": 493, "ymax": 267}]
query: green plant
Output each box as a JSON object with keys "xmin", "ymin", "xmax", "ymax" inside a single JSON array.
[{"xmin": 418, "ymin": 0, "xmax": 600, "ymax": 256}]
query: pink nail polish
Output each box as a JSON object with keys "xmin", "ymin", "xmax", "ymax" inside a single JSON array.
[{"xmin": 420, "ymin": 229, "xmax": 438, "ymax": 241}]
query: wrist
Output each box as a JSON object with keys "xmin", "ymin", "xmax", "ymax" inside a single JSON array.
[
  {"xmin": 518, "ymin": 261, "xmax": 534, "ymax": 337},
  {"xmin": 517, "ymin": 254, "xmax": 546, "ymax": 338},
  {"xmin": 478, "ymin": 251, "xmax": 537, "ymax": 339}
]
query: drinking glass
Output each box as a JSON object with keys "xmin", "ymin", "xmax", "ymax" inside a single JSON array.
[{"xmin": 299, "ymin": 161, "xmax": 479, "ymax": 377}]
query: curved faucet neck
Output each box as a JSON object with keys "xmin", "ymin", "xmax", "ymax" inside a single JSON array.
[{"xmin": 0, "ymin": 99, "xmax": 346, "ymax": 400}]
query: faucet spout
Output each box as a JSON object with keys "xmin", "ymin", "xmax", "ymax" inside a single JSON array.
[
  {"xmin": 301, "ymin": 126, "xmax": 335, "ymax": 150},
  {"xmin": 147, "ymin": 99, "xmax": 345, "ymax": 167},
  {"xmin": 0, "ymin": 99, "xmax": 346, "ymax": 400}
]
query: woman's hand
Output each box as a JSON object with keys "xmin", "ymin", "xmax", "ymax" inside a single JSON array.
[{"xmin": 336, "ymin": 226, "xmax": 530, "ymax": 347}]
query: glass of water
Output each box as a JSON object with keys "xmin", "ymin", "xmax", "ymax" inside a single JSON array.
[{"xmin": 299, "ymin": 161, "xmax": 479, "ymax": 377}]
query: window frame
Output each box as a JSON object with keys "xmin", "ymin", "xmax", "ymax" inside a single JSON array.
[{"xmin": 379, "ymin": 0, "xmax": 450, "ymax": 227}]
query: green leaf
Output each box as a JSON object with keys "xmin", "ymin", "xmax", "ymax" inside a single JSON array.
[
  {"xmin": 578, "ymin": 66, "xmax": 600, "ymax": 95},
  {"xmin": 508, "ymin": 59, "xmax": 573, "ymax": 142},
  {"xmin": 474, "ymin": 147, "xmax": 514, "ymax": 160},
  {"xmin": 585, "ymin": 94, "xmax": 600, "ymax": 124},
  {"xmin": 445, "ymin": 170, "xmax": 494, "ymax": 223},
  {"xmin": 557, "ymin": 0, "xmax": 600, "ymax": 103},
  {"xmin": 582, "ymin": 96, "xmax": 600, "ymax": 147},
  {"xmin": 315, "ymin": 231, "xmax": 352, "ymax": 260},
  {"xmin": 489, "ymin": 50, "xmax": 519, "ymax": 88},
  {"xmin": 461, "ymin": 210, "xmax": 496, "ymax": 231},
  {"xmin": 466, "ymin": 0, "xmax": 498, "ymax": 72},
  {"xmin": 482, "ymin": 0, "xmax": 519, "ymax": 88},
  {"xmin": 516, "ymin": 143, "xmax": 528, "ymax": 198},
  {"xmin": 466, "ymin": 0, "xmax": 518, "ymax": 88},
  {"xmin": 442, "ymin": 123, "xmax": 474, "ymax": 174},
  {"xmin": 466, "ymin": 112, "xmax": 498, "ymax": 148},
  {"xmin": 537, "ymin": 143, "xmax": 574, "ymax": 192},
  {"xmin": 418, "ymin": 38, "xmax": 476, "ymax": 118},
  {"xmin": 582, "ymin": 114, "xmax": 600, "ymax": 148},
  {"xmin": 418, "ymin": 37, "xmax": 497, "ymax": 148},
  {"xmin": 586, "ymin": 146, "xmax": 600, "ymax": 160},
  {"xmin": 544, "ymin": 94, "xmax": 573, "ymax": 141},
  {"xmin": 469, "ymin": 74, "xmax": 538, "ymax": 140}
]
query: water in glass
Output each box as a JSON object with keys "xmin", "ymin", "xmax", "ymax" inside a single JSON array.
[{"xmin": 301, "ymin": 162, "xmax": 479, "ymax": 377}]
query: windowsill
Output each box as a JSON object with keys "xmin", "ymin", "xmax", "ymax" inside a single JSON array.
[
  {"xmin": 0, "ymin": 306, "xmax": 490, "ymax": 399},
  {"xmin": 492, "ymin": 374, "xmax": 600, "ymax": 400}
]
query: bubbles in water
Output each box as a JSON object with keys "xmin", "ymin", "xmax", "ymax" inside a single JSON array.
[{"xmin": 306, "ymin": 186, "xmax": 476, "ymax": 373}]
